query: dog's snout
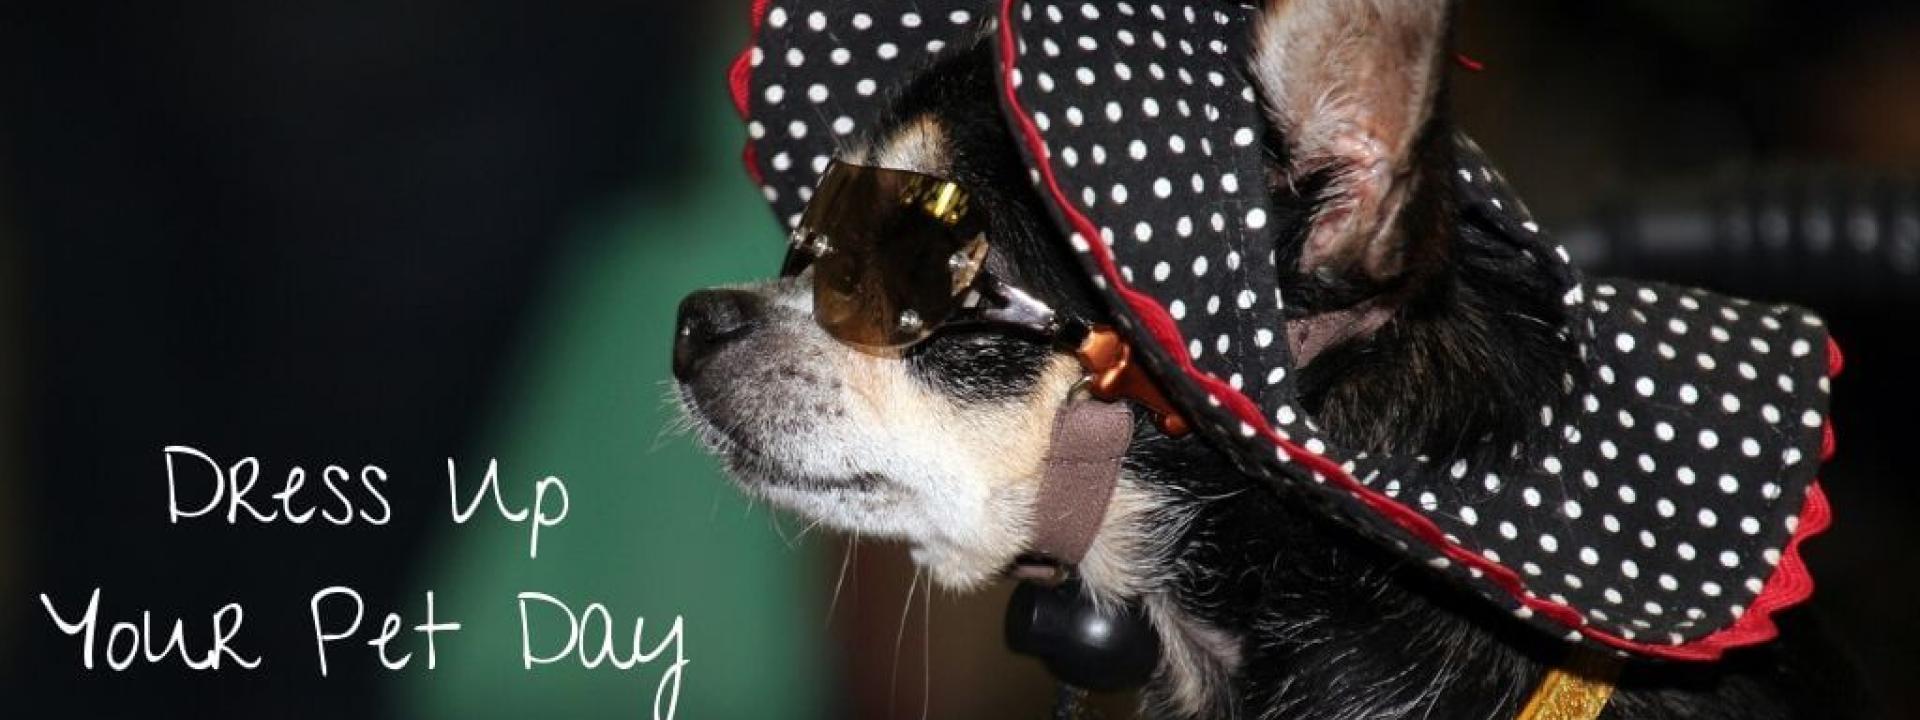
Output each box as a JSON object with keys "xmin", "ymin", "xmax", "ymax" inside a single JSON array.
[{"xmin": 673, "ymin": 289, "xmax": 764, "ymax": 380}]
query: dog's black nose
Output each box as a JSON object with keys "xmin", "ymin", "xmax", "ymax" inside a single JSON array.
[{"xmin": 673, "ymin": 289, "xmax": 762, "ymax": 380}]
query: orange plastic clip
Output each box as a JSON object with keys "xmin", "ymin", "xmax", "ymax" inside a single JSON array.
[{"xmin": 1074, "ymin": 326, "xmax": 1191, "ymax": 437}]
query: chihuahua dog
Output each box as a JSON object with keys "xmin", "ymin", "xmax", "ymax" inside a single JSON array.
[{"xmin": 674, "ymin": 3, "xmax": 1857, "ymax": 717}]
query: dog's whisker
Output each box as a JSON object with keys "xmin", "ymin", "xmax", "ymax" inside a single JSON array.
[
  {"xmin": 651, "ymin": 381, "xmax": 695, "ymax": 452},
  {"xmin": 921, "ymin": 565, "xmax": 932, "ymax": 720},
  {"xmin": 889, "ymin": 564, "xmax": 922, "ymax": 717},
  {"xmin": 791, "ymin": 515, "xmax": 828, "ymax": 545},
  {"xmin": 765, "ymin": 508, "xmax": 798, "ymax": 549},
  {"xmin": 826, "ymin": 536, "xmax": 856, "ymax": 625}
]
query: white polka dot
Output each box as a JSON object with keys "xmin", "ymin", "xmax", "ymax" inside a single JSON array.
[{"xmin": 1560, "ymin": 499, "xmax": 1583, "ymax": 519}]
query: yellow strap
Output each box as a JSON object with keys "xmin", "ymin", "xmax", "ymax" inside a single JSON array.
[{"xmin": 1516, "ymin": 648, "xmax": 1622, "ymax": 720}]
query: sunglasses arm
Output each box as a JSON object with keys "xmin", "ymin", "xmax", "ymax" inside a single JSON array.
[
  {"xmin": 965, "ymin": 276, "xmax": 1060, "ymax": 335},
  {"xmin": 965, "ymin": 275, "xmax": 1190, "ymax": 437}
]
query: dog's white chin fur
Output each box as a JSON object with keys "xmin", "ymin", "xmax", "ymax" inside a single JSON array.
[{"xmin": 677, "ymin": 277, "xmax": 1098, "ymax": 591}]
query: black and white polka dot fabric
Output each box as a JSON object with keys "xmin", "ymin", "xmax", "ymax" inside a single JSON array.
[{"xmin": 732, "ymin": 0, "xmax": 1839, "ymax": 661}]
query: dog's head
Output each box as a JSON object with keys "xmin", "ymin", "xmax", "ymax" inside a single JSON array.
[{"xmin": 673, "ymin": 1, "xmax": 1459, "ymax": 591}]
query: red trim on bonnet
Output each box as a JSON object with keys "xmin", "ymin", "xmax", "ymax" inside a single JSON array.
[
  {"xmin": 730, "ymin": 0, "xmax": 771, "ymax": 184},
  {"xmin": 1581, "ymin": 480, "xmax": 1830, "ymax": 660},
  {"xmin": 993, "ymin": 0, "xmax": 1831, "ymax": 661}
]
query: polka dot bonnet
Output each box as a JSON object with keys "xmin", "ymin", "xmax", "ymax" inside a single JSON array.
[{"xmin": 730, "ymin": 0, "xmax": 1840, "ymax": 662}]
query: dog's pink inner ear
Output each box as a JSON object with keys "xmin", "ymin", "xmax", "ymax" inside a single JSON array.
[{"xmin": 1251, "ymin": 0, "xmax": 1454, "ymax": 282}]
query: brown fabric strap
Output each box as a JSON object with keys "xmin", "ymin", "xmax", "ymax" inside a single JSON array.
[{"xmin": 1026, "ymin": 400, "xmax": 1134, "ymax": 568}]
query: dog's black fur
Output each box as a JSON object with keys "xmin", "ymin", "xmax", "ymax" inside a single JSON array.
[{"xmin": 680, "ymin": 29, "xmax": 1864, "ymax": 720}]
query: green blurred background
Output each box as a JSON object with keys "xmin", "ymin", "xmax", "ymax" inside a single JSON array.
[
  {"xmin": 3, "ymin": 2, "xmax": 1918, "ymax": 718},
  {"xmin": 396, "ymin": 112, "xmax": 827, "ymax": 718}
]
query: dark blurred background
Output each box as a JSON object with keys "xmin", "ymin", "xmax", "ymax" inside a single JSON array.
[{"xmin": 2, "ymin": 2, "xmax": 1916, "ymax": 718}]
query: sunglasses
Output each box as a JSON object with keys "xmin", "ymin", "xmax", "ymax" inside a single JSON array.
[
  {"xmin": 781, "ymin": 161, "xmax": 1191, "ymax": 436},
  {"xmin": 779, "ymin": 160, "xmax": 1071, "ymax": 349}
]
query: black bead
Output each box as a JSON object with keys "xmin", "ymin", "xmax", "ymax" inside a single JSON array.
[{"xmin": 1004, "ymin": 579, "xmax": 1160, "ymax": 692}]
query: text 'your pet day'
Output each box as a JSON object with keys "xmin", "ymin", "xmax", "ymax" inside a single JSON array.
[{"xmin": 34, "ymin": 447, "xmax": 688, "ymax": 720}]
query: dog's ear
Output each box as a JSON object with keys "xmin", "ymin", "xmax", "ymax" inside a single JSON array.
[{"xmin": 1251, "ymin": 0, "xmax": 1455, "ymax": 284}]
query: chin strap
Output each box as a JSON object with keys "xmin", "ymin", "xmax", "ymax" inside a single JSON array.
[
  {"xmin": 1013, "ymin": 399, "xmax": 1135, "ymax": 582},
  {"xmin": 1005, "ymin": 397, "xmax": 1159, "ymax": 703},
  {"xmin": 1013, "ymin": 323, "xmax": 1184, "ymax": 582}
]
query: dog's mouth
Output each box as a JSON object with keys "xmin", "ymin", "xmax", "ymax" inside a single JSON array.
[{"xmin": 675, "ymin": 383, "xmax": 887, "ymax": 493}]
